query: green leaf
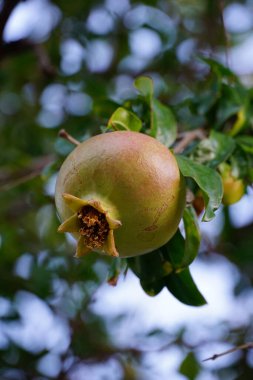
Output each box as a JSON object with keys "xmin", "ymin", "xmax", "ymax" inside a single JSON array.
[
  {"xmin": 236, "ymin": 136, "xmax": 253, "ymax": 154},
  {"xmin": 134, "ymin": 76, "xmax": 155, "ymax": 135},
  {"xmin": 134, "ymin": 76, "xmax": 177, "ymax": 146},
  {"xmin": 179, "ymin": 352, "xmax": 200, "ymax": 380},
  {"xmin": 216, "ymin": 84, "xmax": 243, "ymax": 127},
  {"xmin": 182, "ymin": 206, "xmax": 201, "ymax": 267},
  {"xmin": 191, "ymin": 76, "xmax": 221, "ymax": 116},
  {"xmin": 176, "ymin": 155, "xmax": 223, "ymax": 221},
  {"xmin": 127, "ymin": 250, "xmax": 173, "ymax": 284},
  {"xmin": 161, "ymin": 230, "xmax": 185, "ymax": 269},
  {"xmin": 208, "ymin": 131, "xmax": 236, "ymax": 167},
  {"xmin": 199, "ymin": 57, "xmax": 238, "ymax": 81},
  {"xmin": 107, "ymin": 107, "xmax": 142, "ymax": 131},
  {"xmin": 153, "ymin": 99, "xmax": 177, "ymax": 147},
  {"xmin": 229, "ymin": 107, "xmax": 248, "ymax": 136},
  {"xmin": 161, "ymin": 207, "xmax": 200, "ymax": 270},
  {"xmin": 134, "ymin": 76, "xmax": 154, "ymax": 101},
  {"xmin": 140, "ymin": 277, "xmax": 164, "ymax": 297},
  {"xmin": 193, "ymin": 130, "xmax": 236, "ymax": 168},
  {"xmin": 164, "ymin": 267, "xmax": 207, "ymax": 306}
]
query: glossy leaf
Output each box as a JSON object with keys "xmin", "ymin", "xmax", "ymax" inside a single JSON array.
[
  {"xmin": 140, "ymin": 277, "xmax": 164, "ymax": 297},
  {"xmin": 228, "ymin": 108, "xmax": 246, "ymax": 136},
  {"xmin": 215, "ymin": 84, "xmax": 243, "ymax": 127},
  {"xmin": 134, "ymin": 76, "xmax": 155, "ymax": 134},
  {"xmin": 188, "ymin": 75, "xmax": 220, "ymax": 116},
  {"xmin": 179, "ymin": 352, "xmax": 200, "ymax": 380},
  {"xmin": 161, "ymin": 230, "xmax": 185, "ymax": 270},
  {"xmin": 182, "ymin": 206, "xmax": 201, "ymax": 267},
  {"xmin": 107, "ymin": 107, "xmax": 142, "ymax": 131},
  {"xmin": 193, "ymin": 130, "xmax": 235, "ymax": 168},
  {"xmin": 161, "ymin": 207, "xmax": 200, "ymax": 270},
  {"xmin": 176, "ymin": 155, "xmax": 223, "ymax": 221},
  {"xmin": 200, "ymin": 57, "xmax": 238, "ymax": 81},
  {"xmin": 127, "ymin": 250, "xmax": 173, "ymax": 283},
  {"xmin": 236, "ymin": 136, "xmax": 253, "ymax": 155},
  {"xmin": 164, "ymin": 267, "xmax": 207, "ymax": 306},
  {"xmin": 134, "ymin": 76, "xmax": 176, "ymax": 146},
  {"xmin": 134, "ymin": 76, "xmax": 154, "ymax": 101},
  {"xmin": 153, "ymin": 99, "xmax": 177, "ymax": 147}
]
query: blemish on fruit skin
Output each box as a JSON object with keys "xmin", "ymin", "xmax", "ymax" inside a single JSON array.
[
  {"xmin": 144, "ymin": 224, "xmax": 158, "ymax": 232},
  {"xmin": 143, "ymin": 202, "xmax": 168, "ymax": 232}
]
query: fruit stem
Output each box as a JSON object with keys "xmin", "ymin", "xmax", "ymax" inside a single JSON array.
[{"xmin": 58, "ymin": 129, "xmax": 80, "ymax": 146}]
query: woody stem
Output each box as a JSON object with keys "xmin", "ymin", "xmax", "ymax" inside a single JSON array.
[{"xmin": 58, "ymin": 129, "xmax": 80, "ymax": 146}]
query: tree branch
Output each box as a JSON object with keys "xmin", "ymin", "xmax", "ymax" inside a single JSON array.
[
  {"xmin": 0, "ymin": 155, "xmax": 55, "ymax": 191},
  {"xmin": 34, "ymin": 44, "xmax": 57, "ymax": 77},
  {"xmin": 173, "ymin": 129, "xmax": 206, "ymax": 154},
  {"xmin": 203, "ymin": 342, "xmax": 253, "ymax": 362}
]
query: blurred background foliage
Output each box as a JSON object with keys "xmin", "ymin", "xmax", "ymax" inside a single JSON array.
[{"xmin": 1, "ymin": 0, "xmax": 253, "ymax": 379}]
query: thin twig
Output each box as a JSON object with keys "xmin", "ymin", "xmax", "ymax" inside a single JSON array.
[
  {"xmin": 34, "ymin": 44, "xmax": 57, "ymax": 77},
  {"xmin": 58, "ymin": 129, "xmax": 80, "ymax": 146},
  {"xmin": 203, "ymin": 342, "xmax": 253, "ymax": 362},
  {"xmin": 173, "ymin": 129, "xmax": 206, "ymax": 154},
  {"xmin": 0, "ymin": 155, "xmax": 55, "ymax": 192},
  {"xmin": 0, "ymin": 171, "xmax": 43, "ymax": 192}
]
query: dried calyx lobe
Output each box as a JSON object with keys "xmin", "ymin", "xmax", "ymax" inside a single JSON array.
[{"xmin": 77, "ymin": 205, "xmax": 109, "ymax": 249}]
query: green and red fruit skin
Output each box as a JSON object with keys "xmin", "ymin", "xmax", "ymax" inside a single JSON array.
[{"xmin": 55, "ymin": 131, "xmax": 186, "ymax": 258}]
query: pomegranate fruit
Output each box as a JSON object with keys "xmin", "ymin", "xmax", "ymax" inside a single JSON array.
[
  {"xmin": 55, "ymin": 131, "xmax": 186, "ymax": 258},
  {"xmin": 220, "ymin": 163, "xmax": 245, "ymax": 206},
  {"xmin": 222, "ymin": 174, "xmax": 245, "ymax": 205}
]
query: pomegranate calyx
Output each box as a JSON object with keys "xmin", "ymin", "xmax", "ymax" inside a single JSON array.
[{"xmin": 58, "ymin": 193, "xmax": 121, "ymax": 258}]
